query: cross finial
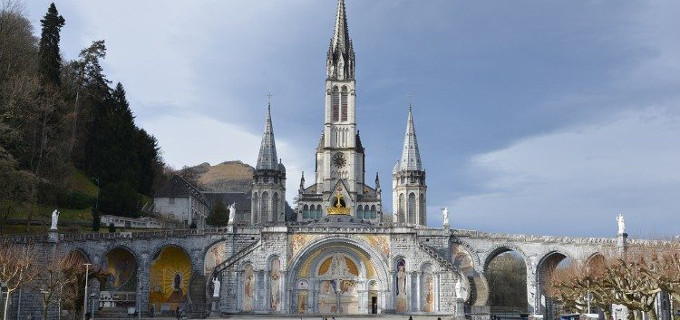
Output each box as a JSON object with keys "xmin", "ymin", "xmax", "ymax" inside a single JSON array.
[
  {"xmin": 407, "ymin": 92, "xmax": 414, "ymax": 107},
  {"xmin": 266, "ymin": 92, "xmax": 274, "ymax": 106}
]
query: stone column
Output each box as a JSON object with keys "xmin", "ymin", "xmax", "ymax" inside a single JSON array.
[
  {"xmin": 137, "ymin": 253, "xmax": 150, "ymax": 316},
  {"xmin": 415, "ymin": 271, "xmax": 421, "ymax": 312}
]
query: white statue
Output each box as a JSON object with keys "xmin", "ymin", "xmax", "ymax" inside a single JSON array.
[
  {"xmin": 617, "ymin": 213, "xmax": 625, "ymax": 234},
  {"xmin": 50, "ymin": 209, "xmax": 59, "ymax": 230},
  {"xmin": 455, "ymin": 277, "xmax": 464, "ymax": 300},
  {"xmin": 228, "ymin": 202, "xmax": 236, "ymax": 225},
  {"xmin": 212, "ymin": 277, "xmax": 220, "ymax": 298},
  {"xmin": 442, "ymin": 207, "xmax": 450, "ymax": 227}
]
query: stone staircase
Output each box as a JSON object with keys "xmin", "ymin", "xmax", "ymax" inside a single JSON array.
[
  {"xmin": 417, "ymin": 241, "xmax": 457, "ymax": 272},
  {"xmin": 211, "ymin": 238, "xmax": 261, "ymax": 277}
]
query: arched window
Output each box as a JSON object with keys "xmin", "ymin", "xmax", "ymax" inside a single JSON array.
[
  {"xmin": 261, "ymin": 192, "xmax": 269, "ymax": 222},
  {"xmin": 317, "ymin": 205, "xmax": 323, "ymax": 219},
  {"xmin": 272, "ymin": 193, "xmax": 280, "ymax": 222},
  {"xmin": 341, "ymin": 86, "xmax": 348, "ymax": 122},
  {"xmin": 303, "ymin": 204, "xmax": 309, "ymax": 219},
  {"xmin": 331, "ymin": 87, "xmax": 340, "ymax": 122},
  {"xmin": 398, "ymin": 193, "xmax": 405, "ymax": 222},
  {"xmin": 252, "ymin": 193, "xmax": 259, "ymax": 224},
  {"xmin": 371, "ymin": 205, "xmax": 377, "ymax": 219},
  {"xmin": 408, "ymin": 193, "xmax": 416, "ymax": 224},
  {"xmin": 357, "ymin": 205, "xmax": 364, "ymax": 219},
  {"xmin": 419, "ymin": 193, "xmax": 425, "ymax": 225}
]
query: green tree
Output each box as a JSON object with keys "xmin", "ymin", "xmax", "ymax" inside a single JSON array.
[
  {"xmin": 208, "ymin": 200, "xmax": 229, "ymax": 227},
  {"xmin": 486, "ymin": 252, "xmax": 528, "ymax": 310},
  {"xmin": 38, "ymin": 3, "xmax": 65, "ymax": 86},
  {"xmin": 91, "ymin": 207, "xmax": 100, "ymax": 231}
]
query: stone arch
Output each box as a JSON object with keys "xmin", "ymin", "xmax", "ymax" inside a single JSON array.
[
  {"xmin": 252, "ymin": 192, "xmax": 259, "ymax": 224},
  {"xmin": 273, "ymin": 192, "xmax": 280, "ymax": 222},
  {"xmin": 148, "ymin": 244, "xmax": 194, "ymax": 310},
  {"xmin": 241, "ymin": 261, "xmax": 256, "ymax": 312},
  {"xmin": 482, "ymin": 244, "xmax": 530, "ymax": 271},
  {"xmin": 419, "ymin": 192, "xmax": 425, "ymax": 225},
  {"xmin": 266, "ymin": 255, "xmax": 283, "ymax": 312},
  {"xmin": 420, "ymin": 262, "xmax": 436, "ymax": 312},
  {"xmin": 261, "ymin": 191, "xmax": 270, "ymax": 222},
  {"xmin": 407, "ymin": 192, "xmax": 416, "ymax": 224},
  {"xmin": 586, "ymin": 252, "xmax": 605, "ymax": 269},
  {"xmin": 202, "ymin": 238, "xmax": 228, "ymax": 276},
  {"xmin": 65, "ymin": 247, "xmax": 93, "ymax": 264},
  {"xmin": 398, "ymin": 193, "xmax": 405, "ymax": 222},
  {"xmin": 100, "ymin": 246, "xmax": 139, "ymax": 310},
  {"xmin": 536, "ymin": 250, "xmax": 573, "ymax": 319},
  {"xmin": 287, "ymin": 237, "xmax": 390, "ymax": 314},
  {"xmin": 331, "ymin": 86, "xmax": 340, "ymax": 122},
  {"xmin": 450, "ymin": 238, "xmax": 481, "ymax": 272},
  {"xmin": 482, "ymin": 244, "xmax": 529, "ymax": 313}
]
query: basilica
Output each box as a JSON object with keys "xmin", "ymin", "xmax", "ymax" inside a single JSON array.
[
  {"xmin": 11, "ymin": 1, "xmax": 663, "ymax": 319},
  {"xmin": 212, "ymin": 0, "xmax": 464, "ymax": 315}
]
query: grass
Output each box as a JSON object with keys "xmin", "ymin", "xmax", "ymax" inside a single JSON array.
[{"xmin": 0, "ymin": 167, "xmax": 157, "ymax": 235}]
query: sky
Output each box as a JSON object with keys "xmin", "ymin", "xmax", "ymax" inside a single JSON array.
[{"xmin": 21, "ymin": 0, "xmax": 680, "ymax": 238}]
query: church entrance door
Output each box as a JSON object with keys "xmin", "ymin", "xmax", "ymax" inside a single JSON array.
[{"xmin": 318, "ymin": 279, "xmax": 359, "ymax": 314}]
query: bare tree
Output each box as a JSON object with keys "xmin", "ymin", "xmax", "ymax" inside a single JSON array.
[
  {"xmin": 0, "ymin": 240, "xmax": 38, "ymax": 320},
  {"xmin": 39, "ymin": 251, "xmax": 85, "ymax": 320}
]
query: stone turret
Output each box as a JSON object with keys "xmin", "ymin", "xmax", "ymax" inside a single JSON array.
[
  {"xmin": 251, "ymin": 103, "xmax": 286, "ymax": 225},
  {"xmin": 393, "ymin": 107, "xmax": 427, "ymax": 226}
]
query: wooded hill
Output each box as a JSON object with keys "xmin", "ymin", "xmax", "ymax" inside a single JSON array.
[{"xmin": 0, "ymin": 2, "xmax": 167, "ymax": 233}]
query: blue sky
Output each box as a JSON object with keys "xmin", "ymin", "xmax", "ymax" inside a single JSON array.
[{"xmin": 23, "ymin": 0, "xmax": 680, "ymax": 238}]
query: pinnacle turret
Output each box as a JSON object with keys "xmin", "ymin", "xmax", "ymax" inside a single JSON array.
[
  {"xmin": 326, "ymin": 0, "xmax": 355, "ymax": 80},
  {"xmin": 256, "ymin": 104, "xmax": 279, "ymax": 170},
  {"xmin": 395, "ymin": 107, "xmax": 423, "ymax": 172}
]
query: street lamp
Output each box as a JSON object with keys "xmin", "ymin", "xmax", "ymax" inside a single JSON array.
[{"xmin": 83, "ymin": 263, "xmax": 91, "ymax": 320}]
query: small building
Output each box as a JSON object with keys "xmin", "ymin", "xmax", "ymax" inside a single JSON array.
[
  {"xmin": 100, "ymin": 215, "xmax": 167, "ymax": 229},
  {"xmin": 153, "ymin": 175, "xmax": 209, "ymax": 228}
]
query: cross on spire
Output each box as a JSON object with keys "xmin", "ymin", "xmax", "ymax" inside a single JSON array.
[
  {"xmin": 266, "ymin": 92, "xmax": 274, "ymax": 106},
  {"xmin": 407, "ymin": 92, "xmax": 414, "ymax": 107}
]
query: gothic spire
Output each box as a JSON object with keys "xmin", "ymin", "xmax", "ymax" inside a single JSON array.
[
  {"xmin": 327, "ymin": 0, "xmax": 355, "ymax": 80},
  {"xmin": 256, "ymin": 103, "xmax": 279, "ymax": 170},
  {"xmin": 396, "ymin": 107, "xmax": 423, "ymax": 172}
]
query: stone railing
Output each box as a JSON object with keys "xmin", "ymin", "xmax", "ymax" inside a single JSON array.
[
  {"xmin": 1, "ymin": 227, "xmax": 237, "ymax": 243},
  {"xmin": 417, "ymin": 241, "xmax": 457, "ymax": 272},
  {"xmin": 451, "ymin": 229, "xmax": 618, "ymax": 245},
  {"xmin": 212, "ymin": 238, "xmax": 262, "ymax": 276}
]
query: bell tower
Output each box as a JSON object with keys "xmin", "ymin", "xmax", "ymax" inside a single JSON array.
[
  {"xmin": 297, "ymin": 0, "xmax": 381, "ymax": 222},
  {"xmin": 393, "ymin": 107, "xmax": 427, "ymax": 226}
]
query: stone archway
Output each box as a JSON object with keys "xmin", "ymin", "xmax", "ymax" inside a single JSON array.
[
  {"xmin": 148, "ymin": 246, "xmax": 193, "ymax": 313},
  {"xmin": 483, "ymin": 246, "xmax": 529, "ymax": 315},
  {"xmin": 536, "ymin": 251, "xmax": 572, "ymax": 319},
  {"xmin": 100, "ymin": 247, "xmax": 138, "ymax": 310},
  {"xmin": 287, "ymin": 238, "xmax": 389, "ymax": 315}
]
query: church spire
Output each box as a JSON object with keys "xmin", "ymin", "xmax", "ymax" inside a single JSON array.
[
  {"xmin": 327, "ymin": 0, "xmax": 355, "ymax": 80},
  {"xmin": 256, "ymin": 103, "xmax": 279, "ymax": 170},
  {"xmin": 396, "ymin": 107, "xmax": 423, "ymax": 172}
]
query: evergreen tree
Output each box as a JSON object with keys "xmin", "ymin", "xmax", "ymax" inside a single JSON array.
[
  {"xmin": 38, "ymin": 3, "xmax": 65, "ymax": 86},
  {"xmin": 207, "ymin": 201, "xmax": 229, "ymax": 227},
  {"xmin": 91, "ymin": 207, "xmax": 100, "ymax": 232}
]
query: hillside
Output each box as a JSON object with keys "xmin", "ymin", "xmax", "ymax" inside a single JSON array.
[{"xmin": 191, "ymin": 161, "xmax": 254, "ymax": 193}]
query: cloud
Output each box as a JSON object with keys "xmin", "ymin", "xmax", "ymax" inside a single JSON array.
[{"xmin": 450, "ymin": 106, "xmax": 680, "ymax": 237}]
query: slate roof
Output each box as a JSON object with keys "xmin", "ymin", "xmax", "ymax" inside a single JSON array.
[{"xmin": 154, "ymin": 175, "xmax": 209, "ymax": 207}]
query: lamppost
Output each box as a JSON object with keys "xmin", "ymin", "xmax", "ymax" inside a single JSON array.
[{"xmin": 83, "ymin": 263, "xmax": 91, "ymax": 320}]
